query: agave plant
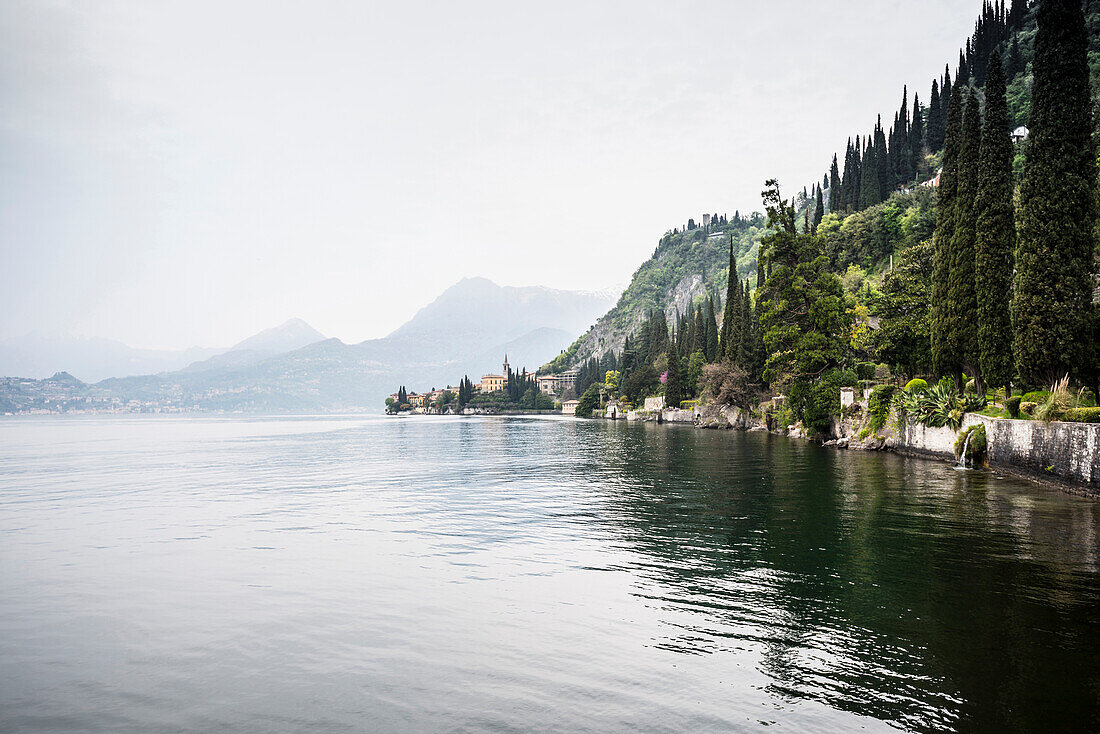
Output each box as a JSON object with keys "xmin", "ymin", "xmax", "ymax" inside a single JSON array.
[{"xmin": 896, "ymin": 382, "xmax": 986, "ymax": 430}]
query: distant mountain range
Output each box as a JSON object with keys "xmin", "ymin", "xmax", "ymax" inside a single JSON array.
[
  {"xmin": 0, "ymin": 279, "xmax": 618, "ymax": 413},
  {"xmin": 0, "ymin": 318, "xmax": 328, "ymax": 383}
]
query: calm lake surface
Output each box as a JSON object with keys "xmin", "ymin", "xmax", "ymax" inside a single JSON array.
[{"xmin": 1, "ymin": 414, "xmax": 1099, "ymax": 733}]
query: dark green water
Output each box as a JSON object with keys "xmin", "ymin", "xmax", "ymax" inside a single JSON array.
[{"xmin": 1, "ymin": 415, "xmax": 1098, "ymax": 732}]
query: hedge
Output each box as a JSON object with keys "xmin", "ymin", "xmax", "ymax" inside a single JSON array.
[
  {"xmin": 1063, "ymin": 407, "xmax": 1100, "ymax": 423},
  {"xmin": 1006, "ymin": 395, "xmax": 1022, "ymax": 418}
]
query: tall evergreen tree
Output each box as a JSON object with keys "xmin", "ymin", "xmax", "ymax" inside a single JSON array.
[
  {"xmin": 705, "ymin": 296, "xmax": 719, "ymax": 362},
  {"xmin": 840, "ymin": 139, "xmax": 856, "ymax": 212},
  {"xmin": 928, "ymin": 79, "xmax": 944, "ymax": 152},
  {"xmin": 737, "ymin": 281, "xmax": 754, "ymax": 369},
  {"xmin": 941, "ymin": 67, "xmax": 953, "ymax": 122},
  {"xmin": 931, "ymin": 84, "xmax": 965, "ymax": 378},
  {"xmin": 828, "ymin": 154, "xmax": 841, "ymax": 213},
  {"xmin": 1009, "ymin": 0, "xmax": 1028, "ymax": 29},
  {"xmin": 974, "ymin": 50, "xmax": 1016, "ymax": 392},
  {"xmin": 909, "ymin": 92, "xmax": 925, "ymax": 179},
  {"xmin": 858, "ymin": 131, "xmax": 880, "ymax": 209},
  {"xmin": 874, "ymin": 117, "xmax": 890, "ymax": 199},
  {"xmin": 1012, "ymin": 0, "xmax": 1098, "ymax": 385},
  {"xmin": 945, "ymin": 89, "xmax": 983, "ymax": 386},
  {"xmin": 720, "ymin": 242, "xmax": 739, "ymax": 357},
  {"xmin": 726, "ymin": 279, "xmax": 744, "ymax": 361},
  {"xmin": 812, "ymin": 187, "xmax": 824, "ymax": 230},
  {"xmin": 665, "ymin": 345, "xmax": 683, "ymax": 407}
]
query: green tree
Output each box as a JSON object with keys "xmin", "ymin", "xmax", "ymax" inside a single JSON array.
[
  {"xmin": 945, "ymin": 89, "xmax": 983, "ymax": 387},
  {"xmin": 932, "ymin": 84, "xmax": 964, "ymax": 378},
  {"xmin": 812, "ymin": 187, "xmax": 825, "ymax": 231},
  {"xmin": 1012, "ymin": 0, "xmax": 1098, "ymax": 386},
  {"xmin": 928, "ymin": 79, "xmax": 944, "ymax": 152},
  {"xmin": 828, "ymin": 154, "xmax": 842, "ymax": 214},
  {"xmin": 665, "ymin": 345, "xmax": 683, "ymax": 406},
  {"xmin": 604, "ymin": 369, "xmax": 621, "ymax": 396},
  {"xmin": 873, "ymin": 240, "xmax": 934, "ymax": 377},
  {"xmin": 756, "ymin": 180, "xmax": 850, "ymax": 388},
  {"xmin": 575, "ymin": 383, "xmax": 601, "ymax": 418},
  {"xmin": 705, "ymin": 296, "xmax": 719, "ymax": 362},
  {"xmin": 974, "ymin": 51, "xmax": 1017, "ymax": 393},
  {"xmin": 686, "ymin": 351, "xmax": 706, "ymax": 398},
  {"xmin": 720, "ymin": 241, "xmax": 740, "ymax": 360},
  {"xmin": 858, "ymin": 134, "xmax": 881, "ymax": 209},
  {"xmin": 737, "ymin": 280, "xmax": 753, "ymax": 369}
]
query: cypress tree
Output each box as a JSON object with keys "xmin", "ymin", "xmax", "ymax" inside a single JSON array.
[
  {"xmin": 840, "ymin": 139, "xmax": 855, "ymax": 212},
  {"xmin": 1012, "ymin": 0, "xmax": 1098, "ymax": 385},
  {"xmin": 931, "ymin": 84, "xmax": 965, "ymax": 378},
  {"xmin": 737, "ymin": 281, "xmax": 753, "ymax": 369},
  {"xmin": 858, "ymin": 132, "xmax": 880, "ymax": 209},
  {"xmin": 942, "ymin": 67, "xmax": 953, "ymax": 122},
  {"xmin": 928, "ymin": 80, "xmax": 944, "ymax": 151},
  {"xmin": 1007, "ymin": 33, "xmax": 1023, "ymax": 78},
  {"xmin": 665, "ymin": 345, "xmax": 683, "ymax": 407},
  {"xmin": 727, "ymin": 278, "xmax": 744, "ymax": 361},
  {"xmin": 946, "ymin": 89, "xmax": 983, "ymax": 386},
  {"xmin": 720, "ymin": 242, "xmax": 739, "ymax": 358},
  {"xmin": 705, "ymin": 296, "xmax": 719, "ymax": 362},
  {"xmin": 910, "ymin": 92, "xmax": 925, "ymax": 179},
  {"xmin": 828, "ymin": 154, "xmax": 841, "ymax": 213},
  {"xmin": 691, "ymin": 304, "xmax": 705, "ymax": 356},
  {"xmin": 812, "ymin": 187, "xmax": 824, "ymax": 230},
  {"xmin": 974, "ymin": 50, "xmax": 1016, "ymax": 392},
  {"xmin": 874, "ymin": 117, "xmax": 890, "ymax": 200}
]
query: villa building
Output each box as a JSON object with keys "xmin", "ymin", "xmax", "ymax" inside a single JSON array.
[{"xmin": 480, "ymin": 356, "xmax": 511, "ymax": 393}]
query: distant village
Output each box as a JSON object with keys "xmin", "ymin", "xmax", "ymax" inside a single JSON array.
[{"xmin": 387, "ymin": 356, "xmax": 586, "ymax": 415}]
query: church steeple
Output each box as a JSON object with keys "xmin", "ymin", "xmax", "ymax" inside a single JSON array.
[{"xmin": 503, "ymin": 354, "xmax": 510, "ymax": 376}]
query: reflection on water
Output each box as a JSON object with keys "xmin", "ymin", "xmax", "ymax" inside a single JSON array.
[{"xmin": 0, "ymin": 414, "xmax": 1098, "ymax": 733}]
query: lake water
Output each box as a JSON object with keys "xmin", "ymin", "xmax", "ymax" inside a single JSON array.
[{"xmin": 1, "ymin": 414, "xmax": 1099, "ymax": 733}]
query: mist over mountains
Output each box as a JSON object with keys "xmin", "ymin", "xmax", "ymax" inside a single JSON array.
[
  {"xmin": 0, "ymin": 318, "xmax": 328, "ymax": 383},
  {"xmin": 0, "ymin": 279, "xmax": 617, "ymax": 413}
]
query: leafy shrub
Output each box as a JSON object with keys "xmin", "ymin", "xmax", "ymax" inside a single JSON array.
[
  {"xmin": 1006, "ymin": 395, "xmax": 1022, "ymax": 418},
  {"xmin": 868, "ymin": 385, "xmax": 898, "ymax": 433},
  {"xmin": 1063, "ymin": 408, "xmax": 1100, "ymax": 423},
  {"xmin": 905, "ymin": 378, "xmax": 929, "ymax": 393},
  {"xmin": 937, "ymin": 376, "xmax": 955, "ymax": 393},
  {"xmin": 1019, "ymin": 401, "xmax": 1038, "ymax": 415},
  {"xmin": 1022, "ymin": 391, "xmax": 1051, "ymax": 405},
  {"xmin": 680, "ymin": 399, "xmax": 700, "ymax": 410},
  {"xmin": 856, "ymin": 362, "xmax": 877, "ymax": 381},
  {"xmin": 954, "ymin": 424, "xmax": 987, "ymax": 463},
  {"xmin": 964, "ymin": 379, "xmax": 977, "ymax": 394}
]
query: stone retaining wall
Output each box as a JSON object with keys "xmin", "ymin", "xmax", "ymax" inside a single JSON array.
[{"xmin": 895, "ymin": 413, "xmax": 1100, "ymax": 490}]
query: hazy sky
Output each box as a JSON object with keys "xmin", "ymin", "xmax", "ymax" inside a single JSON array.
[{"xmin": 2, "ymin": 0, "xmax": 979, "ymax": 349}]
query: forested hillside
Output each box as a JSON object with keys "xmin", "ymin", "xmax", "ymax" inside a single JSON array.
[
  {"xmin": 551, "ymin": 0, "xmax": 1098, "ymax": 383},
  {"xmin": 543, "ymin": 213, "xmax": 766, "ymax": 375}
]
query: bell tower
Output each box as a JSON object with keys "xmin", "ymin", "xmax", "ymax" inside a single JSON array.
[{"xmin": 503, "ymin": 354, "xmax": 510, "ymax": 376}]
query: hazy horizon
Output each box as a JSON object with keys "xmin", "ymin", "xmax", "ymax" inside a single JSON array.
[{"xmin": 3, "ymin": 0, "xmax": 980, "ymax": 350}]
